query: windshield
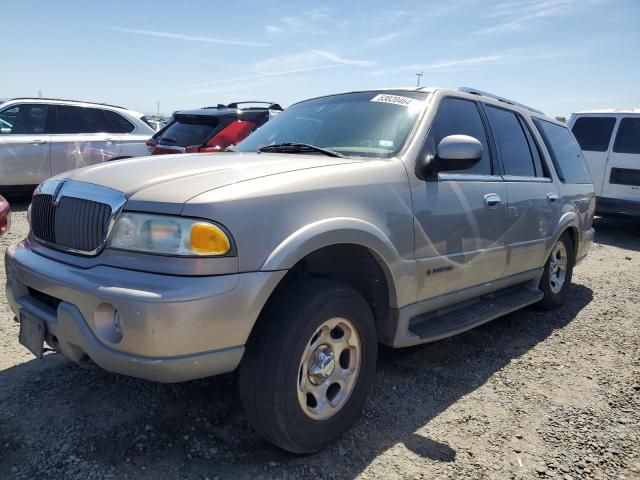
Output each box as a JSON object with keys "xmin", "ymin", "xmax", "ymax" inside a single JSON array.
[{"xmin": 235, "ymin": 91, "xmax": 429, "ymax": 158}]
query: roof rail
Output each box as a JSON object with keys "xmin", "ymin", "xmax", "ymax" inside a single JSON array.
[
  {"xmin": 227, "ymin": 101, "xmax": 283, "ymax": 111},
  {"xmin": 457, "ymin": 87, "xmax": 545, "ymax": 115},
  {"xmin": 8, "ymin": 97, "xmax": 127, "ymax": 110}
]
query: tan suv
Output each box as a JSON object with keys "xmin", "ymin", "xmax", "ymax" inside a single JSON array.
[{"xmin": 6, "ymin": 87, "xmax": 594, "ymax": 453}]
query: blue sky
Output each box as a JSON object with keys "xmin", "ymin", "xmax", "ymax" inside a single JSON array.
[{"xmin": 1, "ymin": 0, "xmax": 638, "ymax": 118}]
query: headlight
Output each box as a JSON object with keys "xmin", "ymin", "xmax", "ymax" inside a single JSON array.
[{"xmin": 107, "ymin": 213, "xmax": 232, "ymax": 256}]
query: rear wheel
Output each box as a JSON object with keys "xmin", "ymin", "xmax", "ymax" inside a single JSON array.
[
  {"xmin": 538, "ymin": 232, "xmax": 574, "ymax": 309},
  {"xmin": 239, "ymin": 279, "xmax": 377, "ymax": 453}
]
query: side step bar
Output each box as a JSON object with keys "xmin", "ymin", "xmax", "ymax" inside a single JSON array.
[{"xmin": 408, "ymin": 285, "xmax": 543, "ymax": 342}]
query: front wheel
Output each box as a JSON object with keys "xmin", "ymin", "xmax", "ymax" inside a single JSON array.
[
  {"xmin": 239, "ymin": 279, "xmax": 377, "ymax": 453},
  {"xmin": 538, "ymin": 232, "xmax": 575, "ymax": 309}
]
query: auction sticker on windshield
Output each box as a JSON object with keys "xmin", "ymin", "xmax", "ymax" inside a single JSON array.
[{"xmin": 371, "ymin": 94, "xmax": 422, "ymax": 108}]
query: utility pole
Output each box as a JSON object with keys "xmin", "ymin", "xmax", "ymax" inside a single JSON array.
[
  {"xmin": 156, "ymin": 100, "xmax": 160, "ymax": 118},
  {"xmin": 415, "ymin": 71, "xmax": 424, "ymax": 87},
  {"xmin": 38, "ymin": 90, "xmax": 42, "ymax": 98}
]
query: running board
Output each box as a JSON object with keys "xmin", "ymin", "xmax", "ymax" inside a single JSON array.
[{"xmin": 408, "ymin": 285, "xmax": 543, "ymax": 342}]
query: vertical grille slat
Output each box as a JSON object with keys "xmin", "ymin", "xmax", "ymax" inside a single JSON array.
[{"xmin": 31, "ymin": 194, "xmax": 112, "ymax": 254}]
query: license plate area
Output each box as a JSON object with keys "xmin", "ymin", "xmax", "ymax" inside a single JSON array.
[{"xmin": 19, "ymin": 311, "xmax": 46, "ymax": 359}]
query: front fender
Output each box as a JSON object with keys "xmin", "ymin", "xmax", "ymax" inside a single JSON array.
[{"xmin": 261, "ymin": 217, "xmax": 416, "ymax": 308}]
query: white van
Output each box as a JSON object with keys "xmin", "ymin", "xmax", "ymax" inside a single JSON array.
[{"xmin": 568, "ymin": 109, "xmax": 640, "ymax": 218}]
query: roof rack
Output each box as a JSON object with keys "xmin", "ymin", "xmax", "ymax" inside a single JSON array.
[
  {"xmin": 227, "ymin": 101, "xmax": 283, "ymax": 111},
  {"xmin": 8, "ymin": 97, "xmax": 127, "ymax": 110},
  {"xmin": 457, "ymin": 87, "xmax": 545, "ymax": 116}
]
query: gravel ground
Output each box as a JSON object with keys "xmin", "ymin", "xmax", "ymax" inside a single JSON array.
[{"xmin": 1, "ymin": 199, "xmax": 638, "ymax": 480}]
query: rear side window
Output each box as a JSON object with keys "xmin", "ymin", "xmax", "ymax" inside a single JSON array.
[
  {"xmin": 56, "ymin": 106, "xmax": 110, "ymax": 134},
  {"xmin": 533, "ymin": 118, "xmax": 591, "ymax": 184},
  {"xmin": 157, "ymin": 117, "xmax": 220, "ymax": 147},
  {"xmin": 484, "ymin": 105, "xmax": 536, "ymax": 177},
  {"xmin": 103, "ymin": 110, "xmax": 135, "ymax": 133},
  {"xmin": 613, "ymin": 117, "xmax": 640, "ymax": 154},
  {"xmin": 571, "ymin": 117, "xmax": 616, "ymax": 152},
  {"xmin": 428, "ymin": 97, "xmax": 492, "ymax": 174}
]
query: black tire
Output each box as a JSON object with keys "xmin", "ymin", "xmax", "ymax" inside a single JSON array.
[
  {"xmin": 239, "ymin": 279, "xmax": 377, "ymax": 454},
  {"xmin": 538, "ymin": 232, "xmax": 575, "ymax": 309}
]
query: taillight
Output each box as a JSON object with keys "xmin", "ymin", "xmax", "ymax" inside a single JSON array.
[
  {"xmin": 145, "ymin": 139, "xmax": 158, "ymax": 153},
  {"xmin": 0, "ymin": 204, "xmax": 10, "ymax": 234},
  {"xmin": 206, "ymin": 120, "xmax": 255, "ymax": 150},
  {"xmin": 185, "ymin": 145, "xmax": 220, "ymax": 153}
]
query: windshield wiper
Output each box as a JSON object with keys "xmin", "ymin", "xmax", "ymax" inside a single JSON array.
[
  {"xmin": 160, "ymin": 136, "xmax": 177, "ymax": 144},
  {"xmin": 258, "ymin": 142, "xmax": 344, "ymax": 158}
]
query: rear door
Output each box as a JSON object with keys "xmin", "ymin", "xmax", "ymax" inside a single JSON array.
[
  {"xmin": 482, "ymin": 104, "xmax": 561, "ymax": 276},
  {"xmin": 50, "ymin": 105, "xmax": 123, "ymax": 175},
  {"xmin": 570, "ymin": 115, "xmax": 617, "ymax": 195},
  {"xmin": 602, "ymin": 116, "xmax": 640, "ymax": 202},
  {"xmin": 0, "ymin": 103, "xmax": 52, "ymax": 186}
]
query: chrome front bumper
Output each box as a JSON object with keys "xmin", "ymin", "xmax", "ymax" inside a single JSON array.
[{"xmin": 5, "ymin": 242, "xmax": 286, "ymax": 382}]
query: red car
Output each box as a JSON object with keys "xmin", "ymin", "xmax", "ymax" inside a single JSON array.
[
  {"xmin": 147, "ymin": 101, "xmax": 282, "ymax": 155},
  {"xmin": 0, "ymin": 195, "xmax": 10, "ymax": 235}
]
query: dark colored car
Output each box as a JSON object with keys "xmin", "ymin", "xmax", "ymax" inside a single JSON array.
[
  {"xmin": 0, "ymin": 195, "xmax": 10, "ymax": 235},
  {"xmin": 147, "ymin": 101, "xmax": 282, "ymax": 155}
]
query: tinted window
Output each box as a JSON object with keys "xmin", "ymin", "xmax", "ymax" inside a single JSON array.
[
  {"xmin": 236, "ymin": 91, "xmax": 428, "ymax": 158},
  {"xmin": 56, "ymin": 106, "xmax": 110, "ymax": 134},
  {"xmin": 428, "ymin": 97, "xmax": 491, "ymax": 174},
  {"xmin": 104, "ymin": 110, "xmax": 135, "ymax": 133},
  {"xmin": 533, "ymin": 118, "xmax": 591, "ymax": 184},
  {"xmin": 485, "ymin": 105, "xmax": 535, "ymax": 176},
  {"xmin": 158, "ymin": 118, "xmax": 220, "ymax": 147},
  {"xmin": 0, "ymin": 104, "xmax": 50, "ymax": 134},
  {"xmin": 571, "ymin": 117, "xmax": 616, "ymax": 152},
  {"xmin": 519, "ymin": 116, "xmax": 548, "ymax": 177},
  {"xmin": 613, "ymin": 117, "xmax": 640, "ymax": 154}
]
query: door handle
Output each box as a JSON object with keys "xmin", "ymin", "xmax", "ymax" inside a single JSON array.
[
  {"xmin": 484, "ymin": 193, "xmax": 502, "ymax": 209},
  {"xmin": 547, "ymin": 192, "xmax": 560, "ymax": 203},
  {"xmin": 30, "ymin": 139, "xmax": 47, "ymax": 145}
]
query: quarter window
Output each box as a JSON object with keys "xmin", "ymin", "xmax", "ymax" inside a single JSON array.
[
  {"xmin": 571, "ymin": 117, "xmax": 616, "ymax": 152},
  {"xmin": 485, "ymin": 105, "xmax": 535, "ymax": 177},
  {"xmin": 613, "ymin": 117, "xmax": 640, "ymax": 154},
  {"xmin": 103, "ymin": 110, "xmax": 135, "ymax": 133},
  {"xmin": 428, "ymin": 97, "xmax": 492, "ymax": 174},
  {"xmin": 0, "ymin": 104, "xmax": 50, "ymax": 135},
  {"xmin": 533, "ymin": 118, "xmax": 591, "ymax": 184}
]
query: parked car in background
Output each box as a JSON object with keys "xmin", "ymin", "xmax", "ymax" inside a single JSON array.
[
  {"xmin": 6, "ymin": 87, "xmax": 594, "ymax": 453},
  {"xmin": 568, "ymin": 109, "xmax": 640, "ymax": 218},
  {"xmin": 0, "ymin": 98, "xmax": 155, "ymax": 191},
  {"xmin": 146, "ymin": 119, "xmax": 167, "ymax": 132},
  {"xmin": 147, "ymin": 101, "xmax": 282, "ymax": 155},
  {"xmin": 0, "ymin": 195, "xmax": 10, "ymax": 235}
]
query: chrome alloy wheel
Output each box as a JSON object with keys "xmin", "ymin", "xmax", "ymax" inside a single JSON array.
[
  {"xmin": 549, "ymin": 241, "xmax": 568, "ymax": 294},
  {"xmin": 297, "ymin": 317, "xmax": 361, "ymax": 420}
]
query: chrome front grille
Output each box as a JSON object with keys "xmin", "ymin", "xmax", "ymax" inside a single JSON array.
[{"xmin": 30, "ymin": 180, "xmax": 126, "ymax": 255}]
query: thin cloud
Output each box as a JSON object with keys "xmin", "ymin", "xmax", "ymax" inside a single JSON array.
[
  {"xmin": 308, "ymin": 50, "xmax": 374, "ymax": 67},
  {"xmin": 106, "ymin": 26, "xmax": 269, "ymax": 47},
  {"xmin": 367, "ymin": 32, "xmax": 401, "ymax": 46},
  {"xmin": 265, "ymin": 25, "xmax": 282, "ymax": 34}
]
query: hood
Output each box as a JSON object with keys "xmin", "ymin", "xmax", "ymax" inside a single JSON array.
[{"xmin": 62, "ymin": 152, "xmax": 360, "ymax": 214}]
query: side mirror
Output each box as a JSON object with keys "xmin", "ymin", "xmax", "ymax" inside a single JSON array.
[{"xmin": 417, "ymin": 134, "xmax": 483, "ymax": 179}]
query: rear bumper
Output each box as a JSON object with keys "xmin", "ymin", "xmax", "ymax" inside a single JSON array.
[
  {"xmin": 5, "ymin": 242, "xmax": 286, "ymax": 382},
  {"xmin": 596, "ymin": 197, "xmax": 640, "ymax": 218}
]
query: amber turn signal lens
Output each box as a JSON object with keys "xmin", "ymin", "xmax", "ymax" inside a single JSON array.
[{"xmin": 190, "ymin": 223, "xmax": 230, "ymax": 255}]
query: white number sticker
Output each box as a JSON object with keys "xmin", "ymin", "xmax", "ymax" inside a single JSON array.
[{"xmin": 371, "ymin": 94, "xmax": 422, "ymax": 108}]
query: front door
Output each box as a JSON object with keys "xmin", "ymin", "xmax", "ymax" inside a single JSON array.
[
  {"xmin": 412, "ymin": 97, "xmax": 508, "ymax": 301},
  {"xmin": 602, "ymin": 116, "xmax": 640, "ymax": 203},
  {"xmin": 0, "ymin": 103, "xmax": 52, "ymax": 187}
]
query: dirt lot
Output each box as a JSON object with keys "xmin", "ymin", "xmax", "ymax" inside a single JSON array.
[{"xmin": 0, "ymin": 199, "xmax": 638, "ymax": 480}]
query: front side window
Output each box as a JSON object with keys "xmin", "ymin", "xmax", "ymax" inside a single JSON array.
[
  {"xmin": 56, "ymin": 106, "xmax": 110, "ymax": 134},
  {"xmin": 426, "ymin": 97, "xmax": 492, "ymax": 174},
  {"xmin": 0, "ymin": 104, "xmax": 50, "ymax": 134},
  {"xmin": 235, "ymin": 91, "xmax": 429, "ymax": 158},
  {"xmin": 613, "ymin": 117, "xmax": 640, "ymax": 154},
  {"xmin": 533, "ymin": 118, "xmax": 591, "ymax": 184},
  {"xmin": 485, "ymin": 105, "xmax": 535, "ymax": 177},
  {"xmin": 571, "ymin": 116, "xmax": 616, "ymax": 152}
]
